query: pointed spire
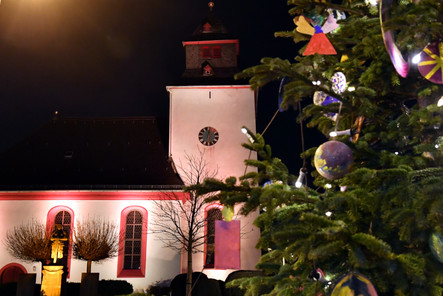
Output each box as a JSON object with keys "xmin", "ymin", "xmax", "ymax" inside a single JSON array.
[{"xmin": 191, "ymin": 2, "xmax": 228, "ymax": 38}]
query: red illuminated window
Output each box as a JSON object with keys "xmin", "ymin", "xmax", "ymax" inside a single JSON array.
[
  {"xmin": 202, "ymin": 46, "xmax": 211, "ymax": 58},
  {"xmin": 212, "ymin": 46, "xmax": 221, "ymax": 58},
  {"xmin": 204, "ymin": 205, "xmax": 223, "ymax": 268},
  {"xmin": 46, "ymin": 206, "xmax": 74, "ymax": 277},
  {"xmin": 117, "ymin": 206, "xmax": 147, "ymax": 277}
]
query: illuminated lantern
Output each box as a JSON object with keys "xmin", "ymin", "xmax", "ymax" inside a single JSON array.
[
  {"xmin": 331, "ymin": 272, "xmax": 378, "ymax": 296},
  {"xmin": 314, "ymin": 140, "xmax": 353, "ymax": 180}
]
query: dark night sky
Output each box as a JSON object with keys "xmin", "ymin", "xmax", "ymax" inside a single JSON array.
[{"xmin": 0, "ymin": 0, "xmax": 323, "ymax": 174}]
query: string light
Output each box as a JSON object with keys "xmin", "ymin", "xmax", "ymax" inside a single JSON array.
[
  {"xmin": 295, "ymin": 169, "xmax": 306, "ymax": 188},
  {"xmin": 437, "ymin": 96, "xmax": 443, "ymax": 107},
  {"xmin": 411, "ymin": 53, "xmax": 421, "ymax": 64},
  {"xmin": 329, "ymin": 129, "xmax": 351, "ymax": 137},
  {"xmin": 241, "ymin": 127, "xmax": 255, "ymax": 143}
]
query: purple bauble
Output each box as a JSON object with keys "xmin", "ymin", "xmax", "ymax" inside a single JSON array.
[{"xmin": 314, "ymin": 140, "xmax": 353, "ymax": 180}]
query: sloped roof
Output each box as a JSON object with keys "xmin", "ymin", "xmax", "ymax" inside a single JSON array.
[
  {"xmin": 186, "ymin": 5, "xmax": 236, "ymax": 41},
  {"xmin": 0, "ymin": 117, "xmax": 183, "ymax": 190}
]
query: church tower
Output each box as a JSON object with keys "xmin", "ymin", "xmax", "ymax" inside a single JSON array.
[
  {"xmin": 167, "ymin": 1, "xmax": 256, "ymax": 181},
  {"xmin": 166, "ymin": 2, "xmax": 260, "ymax": 279}
]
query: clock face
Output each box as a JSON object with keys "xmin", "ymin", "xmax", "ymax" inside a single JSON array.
[{"xmin": 198, "ymin": 126, "xmax": 219, "ymax": 146}]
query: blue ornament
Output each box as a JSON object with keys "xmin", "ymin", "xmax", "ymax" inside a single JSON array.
[
  {"xmin": 313, "ymin": 91, "xmax": 341, "ymax": 121},
  {"xmin": 331, "ymin": 72, "xmax": 347, "ymax": 94}
]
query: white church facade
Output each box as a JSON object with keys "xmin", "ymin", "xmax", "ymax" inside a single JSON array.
[{"xmin": 0, "ymin": 3, "xmax": 260, "ymax": 292}]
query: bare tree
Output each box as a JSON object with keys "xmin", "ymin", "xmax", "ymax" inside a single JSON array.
[
  {"xmin": 151, "ymin": 149, "xmax": 217, "ymax": 296},
  {"xmin": 72, "ymin": 217, "xmax": 119, "ymax": 273},
  {"xmin": 4, "ymin": 219, "xmax": 51, "ymax": 264}
]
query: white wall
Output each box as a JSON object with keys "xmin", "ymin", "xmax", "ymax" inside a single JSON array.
[
  {"xmin": 168, "ymin": 85, "xmax": 257, "ymax": 181},
  {"xmin": 168, "ymin": 85, "xmax": 261, "ymax": 277},
  {"xmin": 0, "ymin": 194, "xmax": 182, "ymax": 292}
]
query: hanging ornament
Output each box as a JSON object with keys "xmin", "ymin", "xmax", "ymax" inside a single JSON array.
[
  {"xmin": 294, "ymin": 14, "xmax": 338, "ymax": 56},
  {"xmin": 429, "ymin": 232, "xmax": 443, "ymax": 263},
  {"xmin": 417, "ymin": 42, "xmax": 443, "ymax": 84},
  {"xmin": 314, "ymin": 140, "xmax": 353, "ymax": 180},
  {"xmin": 331, "ymin": 272, "xmax": 378, "ymax": 296},
  {"xmin": 331, "ymin": 72, "xmax": 347, "ymax": 94},
  {"xmin": 222, "ymin": 205, "xmax": 234, "ymax": 222},
  {"xmin": 313, "ymin": 91, "xmax": 340, "ymax": 121},
  {"xmin": 380, "ymin": 0, "xmax": 410, "ymax": 78}
]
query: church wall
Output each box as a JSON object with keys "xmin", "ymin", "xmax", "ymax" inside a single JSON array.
[
  {"xmin": 168, "ymin": 85, "xmax": 257, "ymax": 180},
  {"xmin": 0, "ymin": 194, "xmax": 183, "ymax": 292},
  {"xmin": 168, "ymin": 85, "xmax": 261, "ymax": 279}
]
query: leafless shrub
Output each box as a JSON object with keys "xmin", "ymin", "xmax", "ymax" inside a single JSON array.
[
  {"xmin": 4, "ymin": 219, "xmax": 51, "ymax": 263},
  {"xmin": 72, "ymin": 217, "xmax": 119, "ymax": 273}
]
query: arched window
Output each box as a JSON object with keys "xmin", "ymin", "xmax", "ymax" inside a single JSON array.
[
  {"xmin": 46, "ymin": 206, "xmax": 74, "ymax": 277},
  {"xmin": 118, "ymin": 206, "xmax": 148, "ymax": 277},
  {"xmin": 204, "ymin": 205, "xmax": 223, "ymax": 268},
  {"xmin": 0, "ymin": 263, "xmax": 27, "ymax": 284}
]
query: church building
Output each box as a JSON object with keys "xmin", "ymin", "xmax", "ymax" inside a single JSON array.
[{"xmin": 0, "ymin": 2, "xmax": 260, "ymax": 292}]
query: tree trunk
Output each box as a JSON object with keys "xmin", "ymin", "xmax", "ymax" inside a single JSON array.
[
  {"xmin": 87, "ymin": 260, "xmax": 92, "ymax": 274},
  {"xmin": 186, "ymin": 240, "xmax": 193, "ymax": 296}
]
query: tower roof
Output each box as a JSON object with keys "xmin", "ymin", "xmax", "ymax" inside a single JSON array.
[
  {"xmin": 187, "ymin": 2, "xmax": 235, "ymax": 41},
  {"xmin": 0, "ymin": 117, "xmax": 183, "ymax": 190}
]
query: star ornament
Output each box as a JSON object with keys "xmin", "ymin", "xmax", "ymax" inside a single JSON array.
[
  {"xmin": 418, "ymin": 42, "xmax": 443, "ymax": 84},
  {"xmin": 294, "ymin": 14, "xmax": 338, "ymax": 56}
]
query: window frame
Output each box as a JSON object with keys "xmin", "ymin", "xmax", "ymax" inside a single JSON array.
[
  {"xmin": 204, "ymin": 204, "xmax": 223, "ymax": 269},
  {"xmin": 117, "ymin": 206, "xmax": 148, "ymax": 278},
  {"xmin": 212, "ymin": 46, "xmax": 221, "ymax": 58},
  {"xmin": 201, "ymin": 46, "xmax": 211, "ymax": 58},
  {"xmin": 46, "ymin": 206, "xmax": 74, "ymax": 278}
]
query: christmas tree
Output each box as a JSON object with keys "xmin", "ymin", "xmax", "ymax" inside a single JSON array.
[{"xmin": 190, "ymin": 0, "xmax": 443, "ymax": 295}]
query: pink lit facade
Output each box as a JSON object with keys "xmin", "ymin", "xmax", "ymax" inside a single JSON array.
[{"xmin": 0, "ymin": 190, "xmax": 188, "ymax": 290}]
